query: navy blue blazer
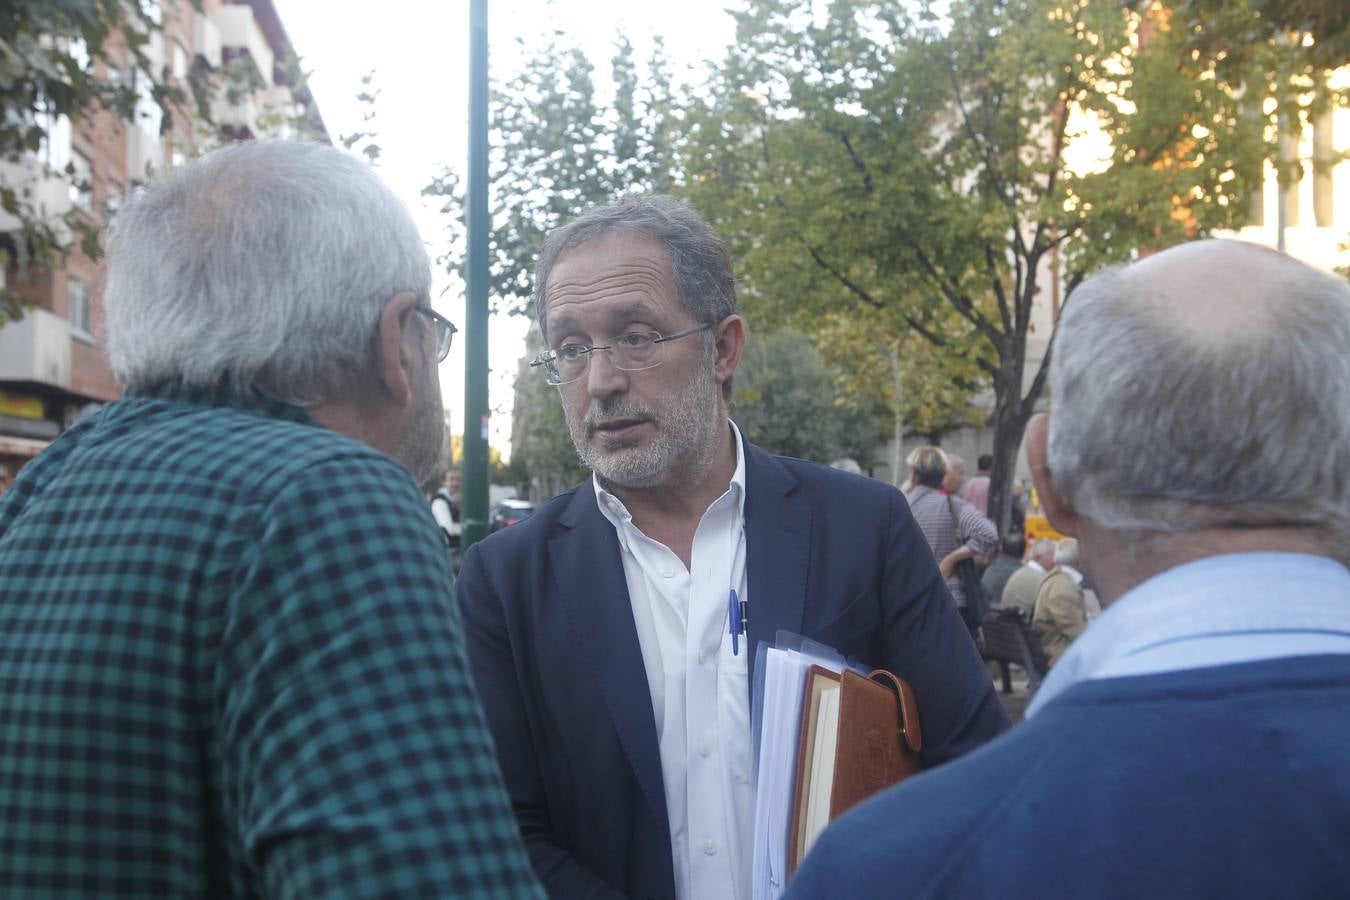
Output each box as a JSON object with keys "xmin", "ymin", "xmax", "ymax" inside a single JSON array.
[{"xmin": 458, "ymin": 442, "xmax": 1009, "ymax": 900}]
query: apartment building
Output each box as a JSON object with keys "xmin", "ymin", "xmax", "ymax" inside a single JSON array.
[{"xmin": 0, "ymin": 0, "xmax": 326, "ymax": 479}]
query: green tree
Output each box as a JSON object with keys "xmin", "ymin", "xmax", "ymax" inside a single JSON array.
[
  {"xmin": 1164, "ymin": 0, "xmax": 1349, "ymax": 71},
  {"xmin": 338, "ymin": 69, "xmax": 382, "ymax": 166},
  {"xmin": 682, "ymin": 0, "xmax": 1269, "ymax": 533},
  {"xmin": 734, "ymin": 329, "xmax": 891, "ymax": 468},
  {"xmin": 425, "ymin": 34, "xmax": 679, "ymax": 315},
  {"xmin": 428, "ymin": 32, "xmax": 685, "ymax": 500},
  {"xmin": 508, "ymin": 323, "xmax": 587, "ymax": 501},
  {"xmin": 1148, "ymin": 0, "xmax": 1349, "ymax": 281},
  {"xmin": 0, "ymin": 0, "xmax": 213, "ymax": 324}
]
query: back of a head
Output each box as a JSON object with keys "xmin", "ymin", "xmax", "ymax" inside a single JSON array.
[
  {"xmin": 1054, "ymin": 538, "xmax": 1080, "ymax": 567},
  {"xmin": 907, "ymin": 445, "xmax": 949, "ymax": 489},
  {"xmin": 104, "ymin": 140, "xmax": 431, "ymax": 406},
  {"xmin": 1002, "ymin": 532, "xmax": 1027, "ymax": 559},
  {"xmin": 1047, "ymin": 240, "xmax": 1350, "ymax": 548},
  {"xmin": 830, "ymin": 457, "xmax": 863, "ymax": 475},
  {"xmin": 1031, "ymin": 538, "xmax": 1057, "ymax": 566}
]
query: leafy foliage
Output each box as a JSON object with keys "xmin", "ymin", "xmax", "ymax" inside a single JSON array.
[
  {"xmin": 507, "ymin": 323, "xmax": 588, "ymax": 501},
  {"xmin": 1162, "ymin": 0, "xmax": 1349, "ymax": 71},
  {"xmin": 0, "ymin": 0, "xmax": 212, "ymax": 325},
  {"xmin": 681, "ymin": 0, "xmax": 1270, "ymax": 531},
  {"xmin": 424, "ymin": 35, "xmax": 680, "ymax": 315},
  {"xmin": 733, "ymin": 328, "xmax": 892, "ymax": 468},
  {"xmin": 339, "ymin": 70, "xmax": 382, "ymax": 166}
]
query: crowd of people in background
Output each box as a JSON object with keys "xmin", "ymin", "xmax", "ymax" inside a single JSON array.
[{"xmin": 899, "ymin": 442, "xmax": 1108, "ymax": 671}]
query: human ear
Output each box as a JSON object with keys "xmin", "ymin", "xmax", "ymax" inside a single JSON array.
[
  {"xmin": 1026, "ymin": 413, "xmax": 1081, "ymax": 538},
  {"xmin": 375, "ymin": 292, "xmax": 419, "ymax": 408},
  {"xmin": 713, "ymin": 314, "xmax": 746, "ymax": 388}
]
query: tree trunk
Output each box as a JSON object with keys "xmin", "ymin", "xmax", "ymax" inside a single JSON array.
[
  {"xmin": 889, "ymin": 339, "xmax": 905, "ymax": 487},
  {"xmin": 986, "ymin": 371, "xmax": 1046, "ymax": 538}
]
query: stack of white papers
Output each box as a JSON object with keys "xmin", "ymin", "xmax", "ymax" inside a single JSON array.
[{"xmin": 750, "ymin": 644, "xmax": 846, "ymax": 900}]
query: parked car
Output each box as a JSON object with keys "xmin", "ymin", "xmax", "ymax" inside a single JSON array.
[{"xmin": 490, "ymin": 498, "xmax": 537, "ymax": 532}]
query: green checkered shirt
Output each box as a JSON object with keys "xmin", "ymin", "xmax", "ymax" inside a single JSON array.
[{"xmin": 0, "ymin": 388, "xmax": 543, "ymax": 899}]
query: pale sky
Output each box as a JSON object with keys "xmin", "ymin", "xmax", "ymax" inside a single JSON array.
[{"xmin": 272, "ymin": 0, "xmax": 740, "ymax": 459}]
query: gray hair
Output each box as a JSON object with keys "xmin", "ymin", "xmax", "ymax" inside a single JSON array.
[
  {"xmin": 1031, "ymin": 538, "xmax": 1057, "ymax": 561},
  {"xmin": 1047, "ymin": 250, "xmax": 1350, "ymax": 538},
  {"xmin": 534, "ymin": 194, "xmax": 737, "ymax": 336},
  {"xmin": 104, "ymin": 140, "xmax": 431, "ymax": 406},
  {"xmin": 1054, "ymin": 538, "xmax": 1080, "ymax": 566}
]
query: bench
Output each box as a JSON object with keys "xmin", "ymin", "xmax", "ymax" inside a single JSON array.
[{"xmin": 981, "ymin": 606, "xmax": 1051, "ymax": 694}]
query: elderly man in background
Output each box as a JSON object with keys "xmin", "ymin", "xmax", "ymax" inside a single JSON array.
[
  {"xmin": 982, "ymin": 531, "xmax": 1026, "ymax": 607},
  {"xmin": 905, "ymin": 445, "xmax": 999, "ymax": 632},
  {"xmin": 1032, "ymin": 537, "xmax": 1088, "ymax": 666},
  {"xmin": 0, "ymin": 141, "xmax": 541, "ymax": 898},
  {"xmin": 1001, "ymin": 537, "xmax": 1056, "ymax": 620},
  {"xmin": 786, "ymin": 239, "xmax": 1350, "ymax": 899}
]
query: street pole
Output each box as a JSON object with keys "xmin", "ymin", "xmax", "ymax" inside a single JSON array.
[{"xmin": 462, "ymin": 0, "xmax": 490, "ymax": 552}]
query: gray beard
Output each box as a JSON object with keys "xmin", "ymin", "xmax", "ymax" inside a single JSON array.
[
  {"xmin": 392, "ymin": 359, "xmax": 445, "ymax": 485},
  {"xmin": 566, "ymin": 359, "xmax": 723, "ymax": 491}
]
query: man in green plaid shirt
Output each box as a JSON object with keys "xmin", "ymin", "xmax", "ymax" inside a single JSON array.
[{"xmin": 0, "ymin": 142, "xmax": 543, "ymax": 898}]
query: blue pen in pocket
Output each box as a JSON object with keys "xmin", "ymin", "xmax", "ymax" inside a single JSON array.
[{"xmin": 729, "ymin": 588, "xmax": 742, "ymax": 655}]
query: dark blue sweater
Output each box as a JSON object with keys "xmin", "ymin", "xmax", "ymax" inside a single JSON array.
[{"xmin": 785, "ymin": 655, "xmax": 1350, "ymax": 899}]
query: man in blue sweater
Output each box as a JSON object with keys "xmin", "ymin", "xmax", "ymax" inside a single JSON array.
[{"xmin": 786, "ymin": 239, "xmax": 1350, "ymax": 899}]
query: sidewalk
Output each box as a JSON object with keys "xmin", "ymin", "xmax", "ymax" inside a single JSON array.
[{"xmin": 990, "ymin": 663, "xmax": 1033, "ymax": 725}]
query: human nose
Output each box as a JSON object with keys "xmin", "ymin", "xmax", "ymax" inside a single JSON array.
[{"xmin": 585, "ymin": 346, "xmax": 628, "ymax": 399}]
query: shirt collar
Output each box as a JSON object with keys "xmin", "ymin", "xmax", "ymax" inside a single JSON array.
[
  {"xmin": 1058, "ymin": 564, "xmax": 1084, "ymax": 585},
  {"xmin": 1027, "ymin": 560, "xmax": 1046, "ymax": 574},
  {"xmin": 594, "ymin": 419, "xmax": 747, "ymax": 531},
  {"xmin": 1027, "ymin": 552, "xmax": 1350, "ymax": 717},
  {"xmin": 124, "ymin": 381, "xmax": 317, "ymax": 427}
]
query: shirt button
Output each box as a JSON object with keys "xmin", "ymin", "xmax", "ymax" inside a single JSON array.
[
  {"xmin": 662, "ymin": 568, "xmax": 675, "ymax": 578},
  {"xmin": 704, "ymin": 840, "xmax": 718, "ymax": 856},
  {"xmin": 698, "ymin": 649, "xmax": 707, "ymax": 664},
  {"xmin": 699, "ymin": 741, "xmax": 712, "ymax": 757}
]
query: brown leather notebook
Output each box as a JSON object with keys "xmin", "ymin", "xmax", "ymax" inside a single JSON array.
[{"xmin": 786, "ymin": 666, "xmax": 923, "ymax": 876}]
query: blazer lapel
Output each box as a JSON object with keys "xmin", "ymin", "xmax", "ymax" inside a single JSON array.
[
  {"xmin": 550, "ymin": 487, "xmax": 669, "ymax": 828},
  {"xmin": 742, "ymin": 442, "xmax": 811, "ymax": 689}
]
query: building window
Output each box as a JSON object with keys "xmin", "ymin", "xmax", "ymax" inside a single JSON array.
[
  {"xmin": 68, "ymin": 279, "xmax": 92, "ymax": 337},
  {"xmin": 1313, "ymin": 110, "xmax": 1334, "ymax": 228},
  {"xmin": 69, "ymin": 150, "xmax": 93, "ymax": 214}
]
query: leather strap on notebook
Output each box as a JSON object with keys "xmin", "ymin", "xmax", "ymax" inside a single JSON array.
[{"xmin": 869, "ymin": 669, "xmax": 923, "ymax": 753}]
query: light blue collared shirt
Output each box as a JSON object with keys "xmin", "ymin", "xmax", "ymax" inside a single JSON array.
[{"xmin": 1027, "ymin": 552, "xmax": 1350, "ymax": 718}]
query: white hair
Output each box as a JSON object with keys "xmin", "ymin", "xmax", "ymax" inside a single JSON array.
[
  {"xmin": 1054, "ymin": 538, "xmax": 1079, "ymax": 566},
  {"xmin": 1031, "ymin": 538, "xmax": 1057, "ymax": 560},
  {"xmin": 1047, "ymin": 251, "xmax": 1350, "ymax": 538},
  {"xmin": 104, "ymin": 140, "xmax": 432, "ymax": 406}
]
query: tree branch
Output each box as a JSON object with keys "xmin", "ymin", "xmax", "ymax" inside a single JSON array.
[
  {"xmin": 986, "ymin": 242, "xmax": 1013, "ymax": 335},
  {"xmin": 911, "ymin": 244, "xmax": 1004, "ymax": 351},
  {"xmin": 1019, "ymin": 266, "xmax": 1087, "ymax": 418},
  {"xmin": 805, "ymin": 244, "xmax": 950, "ymax": 348},
  {"xmin": 827, "ymin": 126, "xmax": 874, "ymax": 194}
]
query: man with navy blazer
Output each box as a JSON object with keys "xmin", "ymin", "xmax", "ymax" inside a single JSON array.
[
  {"xmin": 457, "ymin": 195, "xmax": 1009, "ymax": 900},
  {"xmin": 787, "ymin": 240, "xmax": 1350, "ymax": 899}
]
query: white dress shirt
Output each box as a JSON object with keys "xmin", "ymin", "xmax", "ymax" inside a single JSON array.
[
  {"xmin": 1028, "ymin": 552, "xmax": 1350, "ymax": 718},
  {"xmin": 594, "ymin": 421, "xmax": 753, "ymax": 900}
]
